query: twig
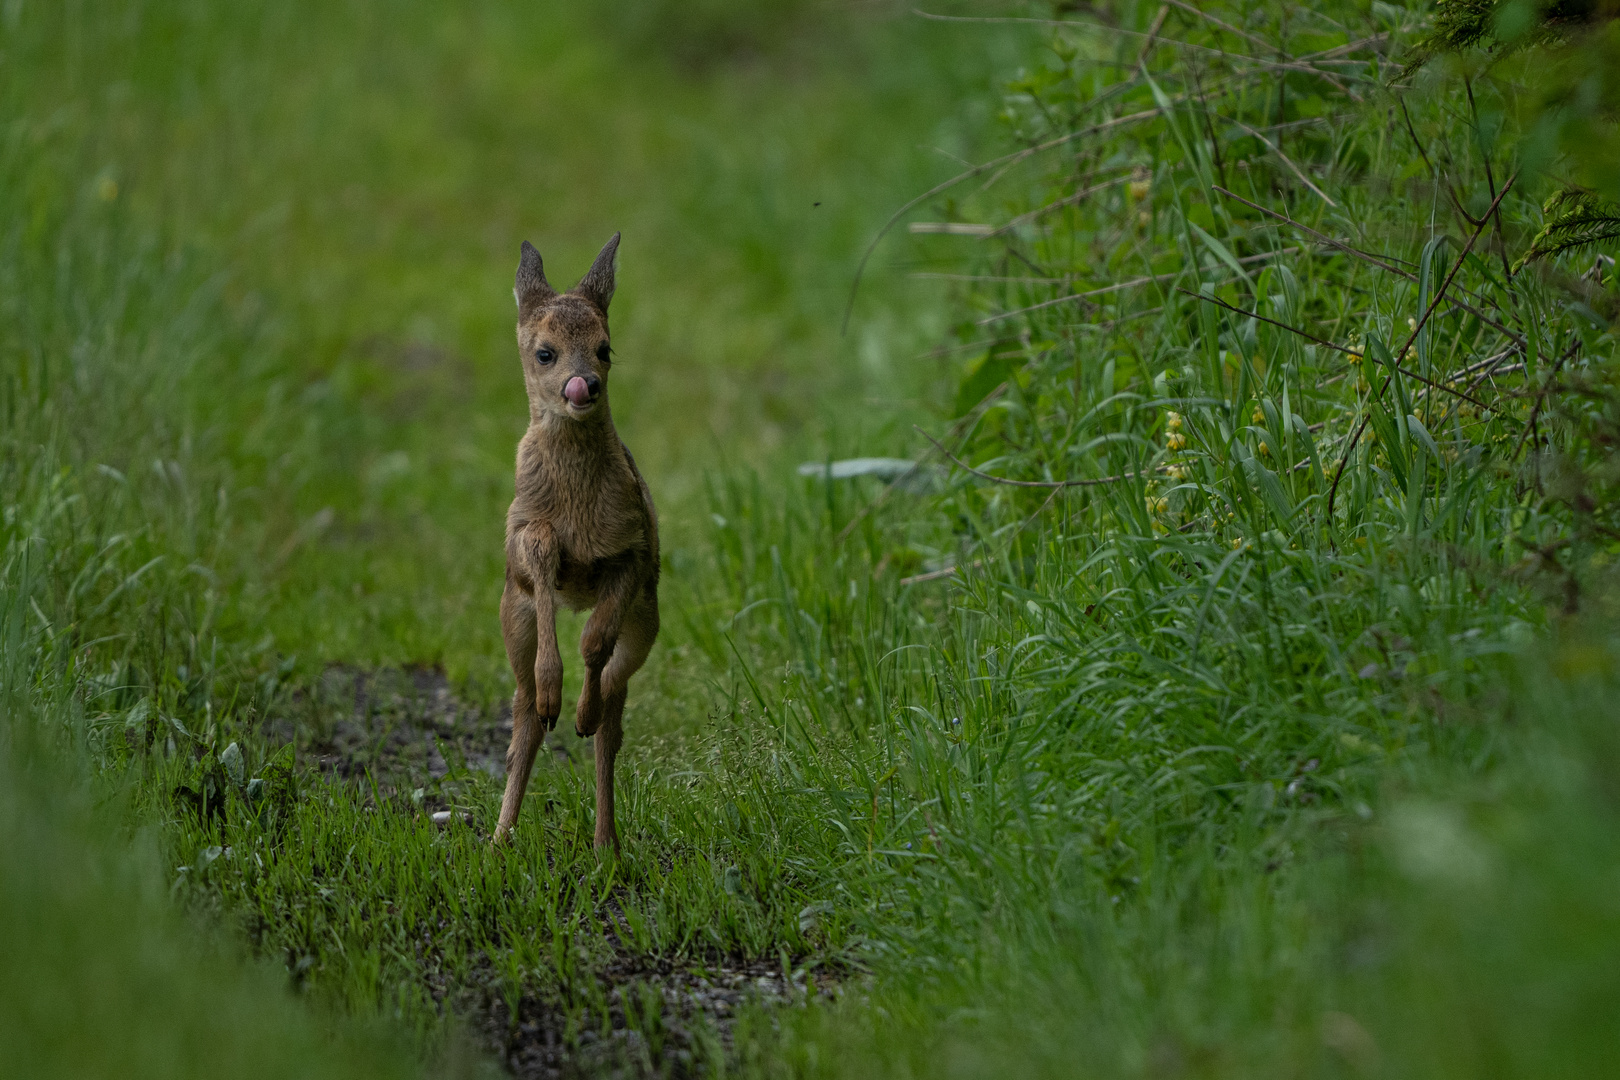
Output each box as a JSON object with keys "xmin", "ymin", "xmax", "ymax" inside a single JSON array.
[
  {"xmin": 1328, "ymin": 174, "xmax": 1516, "ymax": 519},
  {"xmin": 899, "ymin": 565, "xmax": 959, "ymax": 586},
  {"xmin": 918, "ymin": 428, "xmax": 1154, "ymax": 489},
  {"xmin": 1397, "ymin": 95, "xmax": 1437, "ymax": 179},
  {"xmin": 1179, "ymin": 288, "xmax": 1491, "ymax": 409},
  {"xmin": 906, "ymin": 475, "xmax": 1070, "ymax": 586},
  {"xmin": 980, "ymin": 248, "xmax": 1296, "ymax": 325},
  {"xmin": 912, "ymin": 9, "xmax": 1360, "ymax": 86},
  {"xmin": 1214, "ymin": 185, "xmax": 1407, "ymax": 272},
  {"xmin": 1458, "ymin": 348, "xmax": 1521, "ymax": 397},
  {"xmin": 1161, "ymin": 0, "xmax": 1286, "ymax": 56},
  {"xmin": 909, "ymin": 274, "xmax": 1072, "ymax": 284},
  {"xmin": 1465, "ymin": 361, "xmax": 1525, "ymax": 386},
  {"xmin": 1298, "ymin": 33, "xmax": 1393, "ymax": 62},
  {"xmin": 1212, "ymin": 185, "xmax": 1526, "ymax": 347},
  {"xmin": 1224, "ymin": 117, "xmax": 1336, "ymax": 206},
  {"xmin": 1508, "ymin": 341, "xmax": 1579, "ymax": 461},
  {"xmin": 1177, "ymin": 287, "xmax": 1356, "ymax": 354},
  {"xmin": 841, "ymin": 108, "xmax": 1162, "ymax": 332},
  {"xmin": 833, "ymin": 375, "xmax": 1018, "ymax": 545},
  {"xmin": 1444, "ymin": 183, "xmax": 1487, "ymax": 228},
  {"xmin": 1139, "ymin": 5, "xmax": 1172, "ymax": 68},
  {"xmin": 991, "ymin": 175, "xmax": 1131, "ymax": 236},
  {"xmin": 1464, "ymin": 78, "xmax": 1517, "ymax": 286},
  {"xmin": 1452, "ymin": 346, "xmax": 1518, "ymax": 381},
  {"xmin": 1462, "ymin": 364, "xmax": 1526, "ymax": 401}
]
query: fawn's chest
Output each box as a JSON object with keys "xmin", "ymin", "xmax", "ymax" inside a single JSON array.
[{"xmin": 508, "ymin": 431, "xmax": 646, "ymax": 570}]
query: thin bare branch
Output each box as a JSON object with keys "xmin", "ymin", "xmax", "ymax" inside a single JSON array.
[
  {"xmin": 910, "ymin": 273, "xmax": 1073, "ymax": 284},
  {"xmin": 978, "ymin": 248, "xmax": 1298, "ymax": 325},
  {"xmin": 1160, "ymin": 0, "xmax": 1285, "ymax": 56},
  {"xmin": 918, "ymin": 428, "xmax": 1155, "ymax": 489},
  {"xmin": 912, "ymin": 9, "xmax": 1363, "ymax": 85},
  {"xmin": 1298, "ymin": 33, "xmax": 1394, "ymax": 61},
  {"xmin": 1329, "ymin": 174, "xmax": 1517, "ymax": 519},
  {"xmin": 1509, "ymin": 341, "xmax": 1580, "ymax": 461},
  {"xmin": 1179, "ymin": 288, "xmax": 1492, "ymax": 409},
  {"xmin": 1139, "ymin": 5, "xmax": 1172, "ymax": 67},
  {"xmin": 1214, "ymin": 185, "xmax": 1407, "ymax": 273},
  {"xmin": 898, "ymin": 564, "xmax": 963, "ymax": 586},
  {"xmin": 1177, "ymin": 288, "xmax": 1356, "ymax": 354},
  {"xmin": 842, "ymin": 108, "xmax": 1162, "ymax": 333},
  {"xmin": 1460, "ymin": 348, "xmax": 1523, "ymax": 397},
  {"xmin": 1212, "ymin": 185, "xmax": 1526, "ymax": 346},
  {"xmin": 992, "ymin": 175, "xmax": 1132, "ymax": 236},
  {"xmin": 834, "ymin": 368, "xmax": 1026, "ymax": 545},
  {"xmin": 1224, "ymin": 117, "xmax": 1337, "ymax": 206}
]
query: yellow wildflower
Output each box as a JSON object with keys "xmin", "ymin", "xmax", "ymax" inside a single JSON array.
[{"xmin": 1166, "ymin": 432, "xmax": 1187, "ymax": 451}]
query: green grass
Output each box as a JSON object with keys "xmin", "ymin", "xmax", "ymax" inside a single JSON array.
[
  {"xmin": 0, "ymin": 596, "xmax": 435, "ymax": 1079},
  {"xmin": 4, "ymin": 0, "xmax": 1620, "ymax": 1076}
]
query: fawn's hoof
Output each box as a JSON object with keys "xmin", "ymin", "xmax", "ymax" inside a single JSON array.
[{"xmin": 583, "ymin": 689, "xmax": 609, "ymax": 738}]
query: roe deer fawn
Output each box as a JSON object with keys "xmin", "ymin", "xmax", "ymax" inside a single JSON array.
[{"xmin": 494, "ymin": 233, "xmax": 659, "ymax": 849}]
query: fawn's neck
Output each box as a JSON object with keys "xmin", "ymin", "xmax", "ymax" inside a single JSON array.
[{"xmin": 518, "ymin": 407, "xmax": 621, "ymax": 497}]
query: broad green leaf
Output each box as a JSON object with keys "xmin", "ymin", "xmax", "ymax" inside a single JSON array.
[{"xmin": 1189, "ymin": 221, "xmax": 1255, "ymax": 290}]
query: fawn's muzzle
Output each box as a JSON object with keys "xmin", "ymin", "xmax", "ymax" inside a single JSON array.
[{"xmin": 563, "ymin": 374, "xmax": 600, "ymax": 408}]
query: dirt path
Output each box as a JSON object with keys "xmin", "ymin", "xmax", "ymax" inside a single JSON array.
[{"xmin": 267, "ymin": 666, "xmax": 833, "ymax": 1078}]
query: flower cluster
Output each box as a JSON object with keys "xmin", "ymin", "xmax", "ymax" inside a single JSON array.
[{"xmin": 1165, "ymin": 410, "xmax": 1186, "ymax": 451}]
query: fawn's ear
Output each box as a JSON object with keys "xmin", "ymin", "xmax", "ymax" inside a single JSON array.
[
  {"xmin": 574, "ymin": 232, "xmax": 620, "ymax": 313},
  {"xmin": 515, "ymin": 241, "xmax": 555, "ymax": 318}
]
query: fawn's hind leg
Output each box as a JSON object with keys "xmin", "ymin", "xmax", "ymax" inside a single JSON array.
[
  {"xmin": 495, "ymin": 579, "xmax": 560, "ymax": 840},
  {"xmin": 592, "ymin": 590, "xmax": 658, "ymax": 850},
  {"xmin": 575, "ymin": 559, "xmax": 643, "ymax": 738}
]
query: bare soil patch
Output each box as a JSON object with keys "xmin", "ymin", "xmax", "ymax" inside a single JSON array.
[{"xmin": 265, "ymin": 665, "xmax": 833, "ymax": 1078}]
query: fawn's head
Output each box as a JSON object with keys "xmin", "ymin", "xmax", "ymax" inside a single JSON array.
[{"xmin": 513, "ymin": 233, "xmax": 619, "ymax": 425}]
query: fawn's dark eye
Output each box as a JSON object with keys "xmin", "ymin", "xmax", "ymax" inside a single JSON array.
[
  {"xmin": 596, "ymin": 344, "xmax": 611, "ymax": 365},
  {"xmin": 535, "ymin": 347, "xmax": 555, "ymax": 365}
]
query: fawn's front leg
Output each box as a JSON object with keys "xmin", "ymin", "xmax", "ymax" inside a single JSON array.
[
  {"xmin": 495, "ymin": 525, "xmax": 561, "ymax": 841},
  {"xmin": 574, "ymin": 557, "xmax": 643, "ymax": 739}
]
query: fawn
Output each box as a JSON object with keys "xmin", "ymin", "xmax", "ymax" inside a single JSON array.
[{"xmin": 494, "ymin": 233, "xmax": 659, "ymax": 849}]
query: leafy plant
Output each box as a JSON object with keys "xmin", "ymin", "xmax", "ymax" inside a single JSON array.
[{"xmin": 1518, "ymin": 186, "xmax": 1620, "ymax": 265}]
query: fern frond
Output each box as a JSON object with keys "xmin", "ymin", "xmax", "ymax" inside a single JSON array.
[{"xmin": 1515, "ymin": 187, "xmax": 1620, "ymax": 269}]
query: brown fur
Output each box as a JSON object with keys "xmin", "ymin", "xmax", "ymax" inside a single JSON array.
[{"xmin": 494, "ymin": 233, "xmax": 659, "ymax": 849}]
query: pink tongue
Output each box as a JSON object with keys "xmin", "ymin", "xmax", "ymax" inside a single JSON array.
[{"xmin": 564, "ymin": 376, "xmax": 592, "ymax": 406}]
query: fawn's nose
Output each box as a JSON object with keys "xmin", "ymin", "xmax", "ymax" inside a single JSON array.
[{"xmin": 563, "ymin": 374, "xmax": 600, "ymax": 408}]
